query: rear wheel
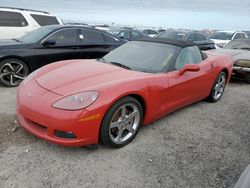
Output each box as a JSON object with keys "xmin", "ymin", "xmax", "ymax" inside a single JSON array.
[
  {"xmin": 0, "ymin": 59, "xmax": 29, "ymax": 87},
  {"xmin": 207, "ymin": 72, "xmax": 227, "ymax": 102},
  {"xmin": 100, "ymin": 97, "xmax": 143, "ymax": 148}
]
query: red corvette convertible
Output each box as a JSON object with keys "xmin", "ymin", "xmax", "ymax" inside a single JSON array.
[{"xmin": 17, "ymin": 38, "xmax": 233, "ymax": 148}]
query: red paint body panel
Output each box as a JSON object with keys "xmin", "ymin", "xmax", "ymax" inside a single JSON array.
[{"xmin": 17, "ymin": 53, "xmax": 233, "ymax": 147}]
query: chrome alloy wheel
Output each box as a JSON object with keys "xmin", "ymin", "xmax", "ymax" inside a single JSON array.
[
  {"xmin": 0, "ymin": 61, "xmax": 28, "ymax": 86},
  {"xmin": 214, "ymin": 73, "xmax": 226, "ymax": 100},
  {"xmin": 109, "ymin": 103, "xmax": 140, "ymax": 144}
]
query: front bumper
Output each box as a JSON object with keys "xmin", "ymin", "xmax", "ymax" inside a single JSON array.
[
  {"xmin": 16, "ymin": 80, "xmax": 105, "ymax": 147},
  {"xmin": 232, "ymin": 66, "xmax": 250, "ymax": 81},
  {"xmin": 233, "ymin": 66, "xmax": 250, "ymax": 72}
]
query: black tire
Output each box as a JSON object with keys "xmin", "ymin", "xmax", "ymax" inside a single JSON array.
[
  {"xmin": 100, "ymin": 96, "xmax": 143, "ymax": 148},
  {"xmin": 207, "ymin": 71, "xmax": 227, "ymax": 103},
  {"xmin": 0, "ymin": 58, "xmax": 29, "ymax": 87}
]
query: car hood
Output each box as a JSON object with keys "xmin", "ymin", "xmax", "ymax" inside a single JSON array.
[
  {"xmin": 35, "ymin": 59, "xmax": 146, "ymax": 96},
  {"xmin": 0, "ymin": 39, "xmax": 30, "ymax": 50},
  {"xmin": 210, "ymin": 49, "xmax": 250, "ymax": 62},
  {"xmin": 210, "ymin": 39, "xmax": 230, "ymax": 48}
]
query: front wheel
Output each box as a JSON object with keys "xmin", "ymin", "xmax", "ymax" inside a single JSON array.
[
  {"xmin": 207, "ymin": 72, "xmax": 227, "ymax": 102},
  {"xmin": 100, "ymin": 97, "xmax": 143, "ymax": 148},
  {"xmin": 0, "ymin": 59, "xmax": 29, "ymax": 87}
]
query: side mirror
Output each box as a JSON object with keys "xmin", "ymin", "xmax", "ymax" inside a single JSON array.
[
  {"xmin": 42, "ymin": 40, "xmax": 56, "ymax": 46},
  {"xmin": 178, "ymin": 64, "xmax": 200, "ymax": 76}
]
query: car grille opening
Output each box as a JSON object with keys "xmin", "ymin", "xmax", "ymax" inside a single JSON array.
[
  {"xmin": 54, "ymin": 130, "xmax": 77, "ymax": 139},
  {"xmin": 25, "ymin": 118, "xmax": 47, "ymax": 132}
]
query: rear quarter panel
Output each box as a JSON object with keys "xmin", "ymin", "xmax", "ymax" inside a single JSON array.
[{"xmin": 205, "ymin": 51, "xmax": 233, "ymax": 83}]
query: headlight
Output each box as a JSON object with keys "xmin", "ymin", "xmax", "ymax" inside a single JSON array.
[
  {"xmin": 22, "ymin": 68, "xmax": 41, "ymax": 85},
  {"xmin": 235, "ymin": 60, "xmax": 250, "ymax": 68},
  {"xmin": 52, "ymin": 91, "xmax": 99, "ymax": 110}
]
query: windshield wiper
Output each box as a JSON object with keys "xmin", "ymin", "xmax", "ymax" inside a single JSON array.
[
  {"xmin": 98, "ymin": 58, "xmax": 131, "ymax": 70},
  {"xmin": 109, "ymin": 62, "xmax": 131, "ymax": 70}
]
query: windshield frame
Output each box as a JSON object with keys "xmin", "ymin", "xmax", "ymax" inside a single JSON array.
[{"xmin": 100, "ymin": 41, "xmax": 182, "ymax": 73}]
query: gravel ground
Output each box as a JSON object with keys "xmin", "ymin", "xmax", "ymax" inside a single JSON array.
[{"xmin": 0, "ymin": 80, "xmax": 249, "ymax": 188}]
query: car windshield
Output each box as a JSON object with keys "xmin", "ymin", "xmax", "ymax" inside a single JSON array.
[
  {"xmin": 224, "ymin": 40, "xmax": 250, "ymax": 50},
  {"xmin": 19, "ymin": 26, "xmax": 55, "ymax": 43},
  {"xmin": 157, "ymin": 31, "xmax": 187, "ymax": 40},
  {"xmin": 101, "ymin": 41, "xmax": 180, "ymax": 73},
  {"xmin": 210, "ymin": 32, "xmax": 233, "ymax": 40},
  {"xmin": 108, "ymin": 30, "xmax": 121, "ymax": 36}
]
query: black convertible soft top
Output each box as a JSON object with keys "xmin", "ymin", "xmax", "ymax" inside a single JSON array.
[{"xmin": 136, "ymin": 37, "xmax": 195, "ymax": 48}]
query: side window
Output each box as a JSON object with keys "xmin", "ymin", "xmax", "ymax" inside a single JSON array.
[
  {"xmin": 234, "ymin": 33, "xmax": 247, "ymax": 39},
  {"xmin": 103, "ymin": 34, "xmax": 120, "ymax": 44},
  {"xmin": 0, "ymin": 11, "xmax": 28, "ymax": 27},
  {"xmin": 148, "ymin": 30, "xmax": 158, "ymax": 35},
  {"xmin": 175, "ymin": 46, "xmax": 203, "ymax": 70},
  {"xmin": 239, "ymin": 33, "xmax": 246, "ymax": 39},
  {"xmin": 81, "ymin": 29, "xmax": 105, "ymax": 44},
  {"xmin": 47, "ymin": 29, "xmax": 77, "ymax": 45},
  {"xmin": 117, "ymin": 31, "xmax": 130, "ymax": 40},
  {"xmin": 195, "ymin": 33, "xmax": 207, "ymax": 41},
  {"xmin": 131, "ymin": 31, "xmax": 142, "ymax": 40},
  {"xmin": 143, "ymin": 30, "xmax": 149, "ymax": 34},
  {"xmin": 186, "ymin": 33, "xmax": 195, "ymax": 42},
  {"xmin": 234, "ymin": 33, "xmax": 241, "ymax": 39},
  {"xmin": 30, "ymin": 14, "xmax": 59, "ymax": 26}
]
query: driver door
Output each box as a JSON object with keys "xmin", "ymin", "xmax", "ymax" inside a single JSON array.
[
  {"xmin": 32, "ymin": 28, "xmax": 81, "ymax": 70},
  {"xmin": 164, "ymin": 46, "xmax": 213, "ymax": 113}
]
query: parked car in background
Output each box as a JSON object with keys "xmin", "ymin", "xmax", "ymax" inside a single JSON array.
[
  {"xmin": 107, "ymin": 29, "xmax": 122, "ymax": 36},
  {"xmin": 17, "ymin": 38, "xmax": 232, "ymax": 148},
  {"xmin": 0, "ymin": 7, "xmax": 63, "ymax": 39},
  {"xmin": 244, "ymin": 31, "xmax": 250, "ymax": 39},
  {"xmin": 210, "ymin": 39, "xmax": 250, "ymax": 83},
  {"xmin": 210, "ymin": 31, "xmax": 248, "ymax": 48},
  {"xmin": 157, "ymin": 29, "xmax": 166, "ymax": 33},
  {"xmin": 0, "ymin": 25, "xmax": 124, "ymax": 87},
  {"xmin": 115, "ymin": 29, "xmax": 147, "ymax": 41},
  {"xmin": 120, "ymin": 26, "xmax": 134, "ymax": 30},
  {"xmin": 142, "ymin": 29, "xmax": 158, "ymax": 37},
  {"xmin": 155, "ymin": 30, "xmax": 215, "ymax": 50},
  {"xmin": 91, "ymin": 24, "xmax": 111, "ymax": 32}
]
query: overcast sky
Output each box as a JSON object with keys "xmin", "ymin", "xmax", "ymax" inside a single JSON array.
[{"xmin": 1, "ymin": 0, "xmax": 250, "ymax": 30}]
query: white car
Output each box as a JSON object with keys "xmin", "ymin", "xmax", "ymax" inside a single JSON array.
[
  {"xmin": 210, "ymin": 31, "xmax": 248, "ymax": 48},
  {"xmin": 0, "ymin": 7, "xmax": 63, "ymax": 39}
]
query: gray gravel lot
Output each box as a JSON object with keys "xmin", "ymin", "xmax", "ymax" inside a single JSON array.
[{"xmin": 0, "ymin": 81, "xmax": 249, "ymax": 188}]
